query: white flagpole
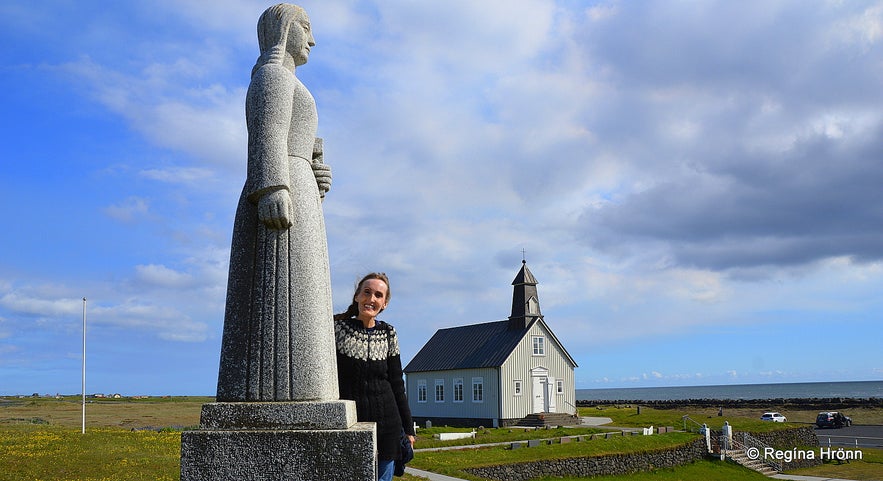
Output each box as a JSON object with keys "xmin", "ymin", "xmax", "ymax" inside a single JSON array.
[{"xmin": 82, "ymin": 297, "xmax": 86, "ymax": 434}]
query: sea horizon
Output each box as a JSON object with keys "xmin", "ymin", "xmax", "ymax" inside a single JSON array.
[{"xmin": 576, "ymin": 379, "xmax": 883, "ymax": 401}]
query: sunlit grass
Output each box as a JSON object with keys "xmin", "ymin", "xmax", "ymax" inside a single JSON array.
[
  {"xmin": 414, "ymin": 425, "xmax": 608, "ymax": 449},
  {"xmin": 3, "ymin": 397, "xmax": 880, "ymax": 481},
  {"xmin": 786, "ymin": 447, "xmax": 883, "ymax": 481},
  {"xmin": 410, "ymin": 432, "xmax": 700, "ymax": 479},
  {"xmin": 0, "ymin": 424, "xmax": 180, "ymax": 481},
  {"xmin": 536, "ymin": 458, "xmax": 772, "ymax": 480}
]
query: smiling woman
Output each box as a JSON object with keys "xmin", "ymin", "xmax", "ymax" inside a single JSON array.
[{"xmin": 334, "ymin": 273, "xmax": 415, "ymax": 481}]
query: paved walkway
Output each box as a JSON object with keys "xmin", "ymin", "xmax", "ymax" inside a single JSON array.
[
  {"xmin": 772, "ymin": 476, "xmax": 858, "ymax": 481},
  {"xmin": 404, "ymin": 466, "xmax": 468, "ymax": 481},
  {"xmin": 406, "ymin": 467, "xmax": 861, "ymax": 481},
  {"xmin": 405, "ymin": 468, "xmax": 861, "ymax": 481}
]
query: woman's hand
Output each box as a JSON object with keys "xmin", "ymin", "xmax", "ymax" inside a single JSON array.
[
  {"xmin": 408, "ymin": 434, "xmax": 416, "ymax": 447},
  {"xmin": 258, "ymin": 189, "xmax": 293, "ymax": 230}
]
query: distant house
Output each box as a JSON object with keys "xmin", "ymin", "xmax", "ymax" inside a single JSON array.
[{"xmin": 404, "ymin": 261, "xmax": 578, "ymax": 427}]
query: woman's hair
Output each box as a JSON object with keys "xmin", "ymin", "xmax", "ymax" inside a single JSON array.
[
  {"xmin": 252, "ymin": 3, "xmax": 305, "ymax": 76},
  {"xmin": 333, "ymin": 272, "xmax": 391, "ymax": 321}
]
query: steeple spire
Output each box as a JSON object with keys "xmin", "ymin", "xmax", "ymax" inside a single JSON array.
[{"xmin": 508, "ymin": 259, "xmax": 542, "ymax": 330}]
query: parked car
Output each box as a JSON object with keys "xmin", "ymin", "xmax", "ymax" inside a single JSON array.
[
  {"xmin": 760, "ymin": 412, "xmax": 787, "ymax": 422},
  {"xmin": 816, "ymin": 411, "xmax": 852, "ymax": 428}
]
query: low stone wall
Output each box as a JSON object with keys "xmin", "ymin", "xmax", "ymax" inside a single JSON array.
[
  {"xmin": 741, "ymin": 426, "xmax": 823, "ymax": 470},
  {"xmin": 578, "ymin": 397, "xmax": 882, "ymax": 409},
  {"xmin": 464, "ymin": 438, "xmax": 707, "ymax": 481},
  {"xmin": 745, "ymin": 426, "xmax": 818, "ymax": 449}
]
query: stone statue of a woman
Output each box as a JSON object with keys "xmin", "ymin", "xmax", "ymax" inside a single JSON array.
[{"xmin": 216, "ymin": 3, "xmax": 338, "ymax": 402}]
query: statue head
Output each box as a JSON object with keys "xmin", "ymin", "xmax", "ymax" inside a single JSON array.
[{"xmin": 254, "ymin": 3, "xmax": 315, "ymax": 72}]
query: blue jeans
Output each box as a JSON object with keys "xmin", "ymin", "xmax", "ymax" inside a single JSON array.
[{"xmin": 377, "ymin": 459, "xmax": 394, "ymax": 481}]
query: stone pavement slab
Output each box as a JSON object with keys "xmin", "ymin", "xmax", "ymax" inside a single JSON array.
[
  {"xmin": 581, "ymin": 416, "xmax": 613, "ymax": 426},
  {"xmin": 772, "ymin": 475, "xmax": 858, "ymax": 481},
  {"xmin": 405, "ymin": 467, "xmax": 468, "ymax": 481}
]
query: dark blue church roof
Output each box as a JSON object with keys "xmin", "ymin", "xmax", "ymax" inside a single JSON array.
[{"xmin": 403, "ymin": 319, "xmax": 532, "ymax": 373}]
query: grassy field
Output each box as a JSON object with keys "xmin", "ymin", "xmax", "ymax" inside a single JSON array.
[
  {"xmin": 582, "ymin": 404, "xmax": 883, "ymax": 430},
  {"xmin": 0, "ymin": 396, "xmax": 208, "ymax": 429},
  {"xmin": 0, "ymin": 423, "xmax": 180, "ymax": 481},
  {"xmin": 409, "ymin": 432, "xmax": 701, "ymax": 480},
  {"xmin": 2, "ymin": 396, "xmax": 882, "ymax": 480},
  {"xmin": 0, "ymin": 396, "xmax": 428, "ymax": 481},
  {"xmin": 535, "ymin": 459, "xmax": 773, "ymax": 481}
]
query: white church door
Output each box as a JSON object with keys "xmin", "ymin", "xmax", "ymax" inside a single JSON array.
[{"xmin": 531, "ymin": 368, "xmax": 556, "ymax": 413}]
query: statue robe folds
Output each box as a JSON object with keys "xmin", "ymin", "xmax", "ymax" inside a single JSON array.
[{"xmin": 216, "ymin": 62, "xmax": 338, "ymax": 402}]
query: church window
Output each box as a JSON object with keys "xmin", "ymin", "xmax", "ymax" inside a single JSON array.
[
  {"xmin": 417, "ymin": 380, "xmax": 427, "ymax": 403},
  {"xmin": 532, "ymin": 336, "xmax": 545, "ymax": 356},
  {"xmin": 435, "ymin": 379, "xmax": 445, "ymax": 402}
]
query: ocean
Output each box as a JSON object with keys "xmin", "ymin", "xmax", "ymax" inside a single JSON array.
[{"xmin": 575, "ymin": 380, "xmax": 883, "ymax": 401}]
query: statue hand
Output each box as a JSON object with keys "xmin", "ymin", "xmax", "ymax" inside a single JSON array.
[
  {"xmin": 312, "ymin": 162, "xmax": 332, "ymax": 197},
  {"xmin": 258, "ymin": 189, "xmax": 293, "ymax": 230}
]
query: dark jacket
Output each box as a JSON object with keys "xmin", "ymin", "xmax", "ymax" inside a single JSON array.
[{"xmin": 335, "ymin": 318, "xmax": 415, "ymax": 461}]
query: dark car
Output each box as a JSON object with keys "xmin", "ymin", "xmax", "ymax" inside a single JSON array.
[{"xmin": 816, "ymin": 411, "xmax": 852, "ymax": 428}]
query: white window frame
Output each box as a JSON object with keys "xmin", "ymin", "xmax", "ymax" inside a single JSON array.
[
  {"xmin": 435, "ymin": 379, "xmax": 445, "ymax": 403},
  {"xmin": 532, "ymin": 336, "xmax": 546, "ymax": 356},
  {"xmin": 417, "ymin": 380, "xmax": 427, "ymax": 403},
  {"xmin": 472, "ymin": 377, "xmax": 484, "ymax": 403},
  {"xmin": 528, "ymin": 296, "xmax": 539, "ymax": 314},
  {"xmin": 556, "ymin": 379, "xmax": 564, "ymax": 394},
  {"xmin": 514, "ymin": 380, "xmax": 523, "ymax": 396},
  {"xmin": 453, "ymin": 378, "xmax": 464, "ymax": 403}
]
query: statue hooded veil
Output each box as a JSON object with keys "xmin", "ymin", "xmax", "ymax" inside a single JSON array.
[{"xmin": 216, "ymin": 3, "xmax": 338, "ymax": 402}]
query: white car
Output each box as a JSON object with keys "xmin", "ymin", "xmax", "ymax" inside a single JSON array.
[{"xmin": 760, "ymin": 412, "xmax": 786, "ymax": 422}]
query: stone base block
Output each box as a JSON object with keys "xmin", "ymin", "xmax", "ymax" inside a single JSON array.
[
  {"xmin": 200, "ymin": 400, "xmax": 357, "ymax": 430},
  {"xmin": 181, "ymin": 422, "xmax": 377, "ymax": 481}
]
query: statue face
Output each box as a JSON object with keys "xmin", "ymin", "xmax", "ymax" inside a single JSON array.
[{"xmin": 287, "ymin": 12, "xmax": 315, "ymax": 66}]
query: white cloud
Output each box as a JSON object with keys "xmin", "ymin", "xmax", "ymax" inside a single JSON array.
[
  {"xmin": 0, "ymin": 282, "xmax": 211, "ymax": 343},
  {"xmin": 0, "ymin": 292, "xmax": 82, "ymax": 318},
  {"xmin": 58, "ymin": 57, "xmax": 246, "ymax": 174},
  {"xmin": 140, "ymin": 167, "xmax": 216, "ymax": 185},
  {"xmin": 0, "ymin": 316, "xmax": 9, "ymax": 339},
  {"xmin": 134, "ymin": 264, "xmax": 195, "ymax": 289},
  {"xmin": 830, "ymin": 4, "xmax": 883, "ymax": 49},
  {"xmin": 91, "ymin": 301, "xmax": 208, "ymax": 342},
  {"xmin": 103, "ymin": 196, "xmax": 150, "ymax": 223},
  {"xmin": 4, "ymin": 0, "xmax": 883, "ymax": 392}
]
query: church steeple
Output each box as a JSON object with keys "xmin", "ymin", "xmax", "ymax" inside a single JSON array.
[{"xmin": 508, "ymin": 260, "xmax": 542, "ymax": 330}]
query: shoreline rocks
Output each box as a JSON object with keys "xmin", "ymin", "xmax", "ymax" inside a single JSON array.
[{"xmin": 576, "ymin": 397, "xmax": 882, "ymax": 409}]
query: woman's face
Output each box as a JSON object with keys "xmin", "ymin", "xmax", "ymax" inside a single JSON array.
[
  {"xmin": 286, "ymin": 12, "xmax": 315, "ymax": 66},
  {"xmin": 354, "ymin": 278, "xmax": 389, "ymax": 323}
]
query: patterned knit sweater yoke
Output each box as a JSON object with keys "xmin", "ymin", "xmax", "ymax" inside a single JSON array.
[
  {"xmin": 334, "ymin": 317, "xmax": 414, "ymax": 461},
  {"xmin": 335, "ymin": 318, "xmax": 400, "ymax": 361}
]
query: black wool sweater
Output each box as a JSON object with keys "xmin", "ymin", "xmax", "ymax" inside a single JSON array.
[{"xmin": 335, "ymin": 318, "xmax": 414, "ymax": 461}]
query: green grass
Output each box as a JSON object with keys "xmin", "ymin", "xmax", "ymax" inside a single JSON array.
[
  {"xmin": 3, "ymin": 397, "xmax": 880, "ymax": 481},
  {"xmin": 582, "ymin": 405, "xmax": 807, "ymax": 433},
  {"xmin": 414, "ymin": 425, "xmax": 607, "ymax": 449},
  {"xmin": 786, "ymin": 447, "xmax": 883, "ymax": 481},
  {"xmin": 410, "ymin": 432, "xmax": 700, "ymax": 479},
  {"xmin": 0, "ymin": 424, "xmax": 181, "ymax": 481},
  {"xmin": 0, "ymin": 396, "xmax": 208, "ymax": 429},
  {"xmin": 533, "ymin": 458, "xmax": 771, "ymax": 481}
]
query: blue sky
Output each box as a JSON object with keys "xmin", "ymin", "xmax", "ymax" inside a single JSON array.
[{"xmin": 1, "ymin": 0, "xmax": 882, "ymax": 396}]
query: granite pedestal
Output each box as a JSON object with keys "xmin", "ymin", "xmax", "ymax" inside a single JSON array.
[{"xmin": 181, "ymin": 400, "xmax": 376, "ymax": 481}]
